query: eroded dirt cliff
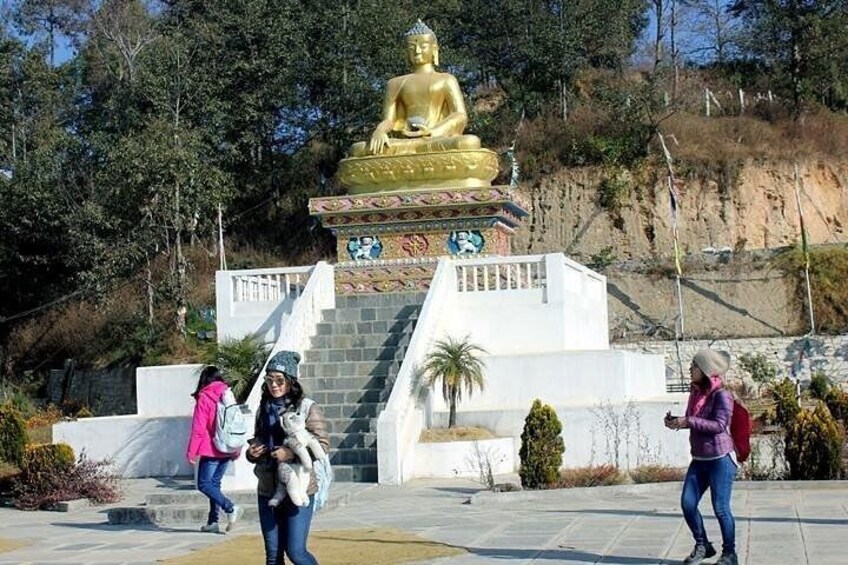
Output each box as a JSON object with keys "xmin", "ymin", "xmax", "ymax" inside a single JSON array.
[{"xmin": 511, "ymin": 159, "xmax": 848, "ymax": 339}]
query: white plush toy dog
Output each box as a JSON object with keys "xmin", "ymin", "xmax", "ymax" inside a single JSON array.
[{"xmin": 268, "ymin": 408, "xmax": 329, "ymax": 508}]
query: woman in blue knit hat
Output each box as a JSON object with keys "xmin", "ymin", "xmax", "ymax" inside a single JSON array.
[
  {"xmin": 665, "ymin": 348, "xmax": 738, "ymax": 565},
  {"xmin": 245, "ymin": 350, "xmax": 329, "ymax": 565}
]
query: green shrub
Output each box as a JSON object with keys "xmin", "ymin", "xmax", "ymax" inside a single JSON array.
[
  {"xmin": 772, "ymin": 378, "xmax": 800, "ymax": 427},
  {"xmin": 21, "ymin": 443, "xmax": 76, "ymax": 477},
  {"xmin": 0, "ymin": 407, "xmax": 27, "ymax": 467},
  {"xmin": 12, "ymin": 443, "xmax": 77, "ymax": 509},
  {"xmin": 738, "ymin": 352, "xmax": 777, "ymax": 390},
  {"xmin": 809, "ymin": 372, "xmax": 831, "ymax": 400},
  {"xmin": 519, "ymin": 399, "xmax": 564, "ymax": 489},
  {"xmin": 629, "ymin": 464, "xmax": 687, "ymax": 484},
  {"xmin": 785, "ymin": 405, "xmax": 844, "ymax": 480},
  {"xmin": 825, "ymin": 389, "xmax": 848, "ymax": 427},
  {"xmin": 557, "ymin": 464, "xmax": 626, "ymax": 488},
  {"xmin": 597, "ymin": 171, "xmax": 631, "ymax": 212}
]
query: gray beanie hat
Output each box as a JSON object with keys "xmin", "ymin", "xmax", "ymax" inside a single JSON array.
[
  {"xmin": 266, "ymin": 350, "xmax": 301, "ymax": 380},
  {"xmin": 693, "ymin": 348, "xmax": 731, "ymax": 377}
]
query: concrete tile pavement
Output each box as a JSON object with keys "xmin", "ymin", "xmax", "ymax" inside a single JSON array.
[{"xmin": 1, "ymin": 477, "xmax": 847, "ymax": 564}]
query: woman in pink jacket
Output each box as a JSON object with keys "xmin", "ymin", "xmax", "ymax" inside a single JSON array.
[{"xmin": 186, "ymin": 365, "xmax": 243, "ymax": 534}]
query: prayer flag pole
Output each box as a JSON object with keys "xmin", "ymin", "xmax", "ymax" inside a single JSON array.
[
  {"xmin": 793, "ymin": 164, "xmax": 815, "ymax": 335},
  {"xmin": 658, "ymin": 131, "xmax": 686, "ymax": 384}
]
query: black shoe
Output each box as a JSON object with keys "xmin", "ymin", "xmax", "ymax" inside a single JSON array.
[
  {"xmin": 715, "ymin": 552, "xmax": 738, "ymax": 565},
  {"xmin": 683, "ymin": 542, "xmax": 717, "ymax": 565}
]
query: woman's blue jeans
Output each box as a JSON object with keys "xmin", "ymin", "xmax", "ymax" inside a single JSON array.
[
  {"xmin": 681, "ymin": 455, "xmax": 737, "ymax": 554},
  {"xmin": 257, "ymin": 494, "xmax": 318, "ymax": 565},
  {"xmin": 196, "ymin": 456, "xmax": 234, "ymax": 525}
]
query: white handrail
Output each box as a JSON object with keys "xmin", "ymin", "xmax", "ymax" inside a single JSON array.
[
  {"xmin": 228, "ymin": 266, "xmax": 313, "ymax": 303},
  {"xmin": 455, "ymin": 255, "xmax": 546, "ymax": 292},
  {"xmin": 377, "ymin": 257, "xmax": 457, "ymax": 485},
  {"xmin": 244, "ymin": 262, "xmax": 335, "ymax": 411}
]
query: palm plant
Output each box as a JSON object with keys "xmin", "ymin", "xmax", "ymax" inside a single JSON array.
[
  {"xmin": 422, "ymin": 336, "xmax": 487, "ymax": 428},
  {"xmin": 209, "ymin": 334, "xmax": 269, "ymax": 402}
]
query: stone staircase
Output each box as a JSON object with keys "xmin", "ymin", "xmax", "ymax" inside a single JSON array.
[
  {"xmin": 106, "ymin": 292, "xmax": 425, "ymax": 525},
  {"xmin": 303, "ymin": 292, "xmax": 426, "ymax": 482}
]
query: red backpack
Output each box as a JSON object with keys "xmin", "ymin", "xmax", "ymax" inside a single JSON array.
[{"xmin": 727, "ymin": 394, "xmax": 752, "ymax": 463}]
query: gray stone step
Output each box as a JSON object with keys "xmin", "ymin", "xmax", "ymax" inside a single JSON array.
[
  {"xmin": 334, "ymin": 293, "xmax": 426, "ymax": 309},
  {"xmin": 330, "ymin": 447, "xmax": 377, "ymax": 465},
  {"xmin": 321, "ymin": 402, "xmax": 386, "ymax": 419},
  {"xmin": 321, "ymin": 305, "xmax": 421, "ymax": 323},
  {"xmin": 303, "ymin": 346, "xmax": 406, "ymax": 363},
  {"xmin": 107, "ymin": 489, "xmax": 353, "ymax": 526},
  {"xmin": 315, "ymin": 318, "xmax": 416, "ymax": 336},
  {"xmin": 301, "ymin": 360, "xmax": 400, "ymax": 378},
  {"xmin": 329, "ymin": 432, "xmax": 377, "ymax": 449},
  {"xmin": 324, "ymin": 417, "xmax": 377, "ymax": 434},
  {"xmin": 311, "ymin": 332, "xmax": 412, "ymax": 350},
  {"xmin": 332, "ymin": 464, "xmax": 378, "ymax": 482},
  {"xmin": 309, "ymin": 389, "xmax": 385, "ymax": 404},
  {"xmin": 309, "ymin": 375, "xmax": 391, "ymax": 393}
]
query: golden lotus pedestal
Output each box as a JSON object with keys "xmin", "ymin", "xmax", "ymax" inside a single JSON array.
[
  {"xmin": 309, "ymin": 181, "xmax": 529, "ymax": 295},
  {"xmin": 337, "ymin": 149, "xmax": 500, "ymax": 193}
]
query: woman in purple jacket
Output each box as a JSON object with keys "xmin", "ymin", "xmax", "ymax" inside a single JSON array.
[{"xmin": 665, "ymin": 349, "xmax": 738, "ymax": 565}]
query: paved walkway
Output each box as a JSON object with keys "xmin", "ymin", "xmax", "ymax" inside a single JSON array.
[{"xmin": 1, "ymin": 477, "xmax": 847, "ymax": 564}]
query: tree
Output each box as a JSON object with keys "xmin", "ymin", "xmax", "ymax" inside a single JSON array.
[
  {"xmin": 10, "ymin": 0, "xmax": 87, "ymax": 66},
  {"xmin": 680, "ymin": 0, "xmax": 741, "ymax": 65},
  {"xmin": 519, "ymin": 399, "xmax": 565, "ymax": 488},
  {"xmin": 422, "ymin": 336, "xmax": 487, "ymax": 428},
  {"xmin": 730, "ymin": 0, "xmax": 848, "ymax": 116}
]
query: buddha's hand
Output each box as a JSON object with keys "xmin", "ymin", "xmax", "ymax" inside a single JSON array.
[
  {"xmin": 369, "ymin": 127, "xmax": 391, "ymax": 154},
  {"xmin": 402, "ymin": 123, "xmax": 431, "ymax": 138}
]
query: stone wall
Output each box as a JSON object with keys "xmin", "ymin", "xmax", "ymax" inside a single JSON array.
[
  {"xmin": 47, "ymin": 367, "xmax": 137, "ymax": 416},
  {"xmin": 612, "ymin": 335, "xmax": 848, "ymax": 387}
]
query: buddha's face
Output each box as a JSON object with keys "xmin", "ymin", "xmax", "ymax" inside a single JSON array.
[{"xmin": 407, "ymin": 34, "xmax": 437, "ymax": 66}]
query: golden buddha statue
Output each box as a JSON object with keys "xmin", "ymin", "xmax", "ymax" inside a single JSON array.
[{"xmin": 338, "ymin": 20, "xmax": 498, "ymax": 193}]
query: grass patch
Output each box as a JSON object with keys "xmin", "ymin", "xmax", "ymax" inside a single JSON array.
[
  {"xmin": 0, "ymin": 538, "xmax": 30, "ymax": 553},
  {"xmin": 159, "ymin": 529, "xmax": 465, "ymax": 565},
  {"xmin": 419, "ymin": 426, "xmax": 495, "ymax": 443}
]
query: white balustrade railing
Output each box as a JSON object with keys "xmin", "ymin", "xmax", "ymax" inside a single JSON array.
[
  {"xmin": 244, "ymin": 262, "xmax": 335, "ymax": 412},
  {"xmin": 377, "ymin": 256, "xmax": 457, "ymax": 485},
  {"xmin": 455, "ymin": 255, "xmax": 546, "ymax": 292},
  {"xmin": 230, "ymin": 267, "xmax": 312, "ymax": 303}
]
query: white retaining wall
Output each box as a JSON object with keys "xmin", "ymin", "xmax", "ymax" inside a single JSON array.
[
  {"xmin": 613, "ymin": 335, "xmax": 848, "ymax": 384},
  {"xmin": 431, "ymin": 396, "xmax": 692, "ymax": 470}
]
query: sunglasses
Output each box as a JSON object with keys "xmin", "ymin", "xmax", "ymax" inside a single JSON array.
[{"xmin": 264, "ymin": 376, "xmax": 288, "ymax": 387}]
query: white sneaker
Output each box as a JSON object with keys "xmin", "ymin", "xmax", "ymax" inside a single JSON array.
[
  {"xmin": 200, "ymin": 523, "xmax": 220, "ymax": 534},
  {"xmin": 226, "ymin": 505, "xmax": 244, "ymax": 532}
]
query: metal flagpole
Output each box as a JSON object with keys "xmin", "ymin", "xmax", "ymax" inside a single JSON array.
[{"xmin": 793, "ymin": 164, "xmax": 815, "ymax": 335}]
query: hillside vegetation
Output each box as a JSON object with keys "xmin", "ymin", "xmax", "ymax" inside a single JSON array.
[{"xmin": 1, "ymin": 1, "xmax": 847, "ymax": 385}]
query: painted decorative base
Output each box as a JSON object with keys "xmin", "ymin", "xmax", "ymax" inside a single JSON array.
[
  {"xmin": 310, "ymin": 186, "xmax": 529, "ymax": 267},
  {"xmin": 335, "ymin": 259, "xmax": 437, "ymax": 295},
  {"xmin": 413, "ymin": 436, "xmax": 516, "ymax": 479}
]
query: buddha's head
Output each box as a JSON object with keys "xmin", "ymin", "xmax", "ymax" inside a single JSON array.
[{"xmin": 404, "ymin": 19, "xmax": 439, "ymax": 67}]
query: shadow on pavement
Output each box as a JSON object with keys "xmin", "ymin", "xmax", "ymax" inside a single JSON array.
[
  {"xmin": 49, "ymin": 521, "xmax": 214, "ymax": 534},
  {"xmin": 469, "ymin": 546, "xmax": 667, "ymax": 563},
  {"xmin": 548, "ymin": 508, "xmax": 848, "ymax": 526}
]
